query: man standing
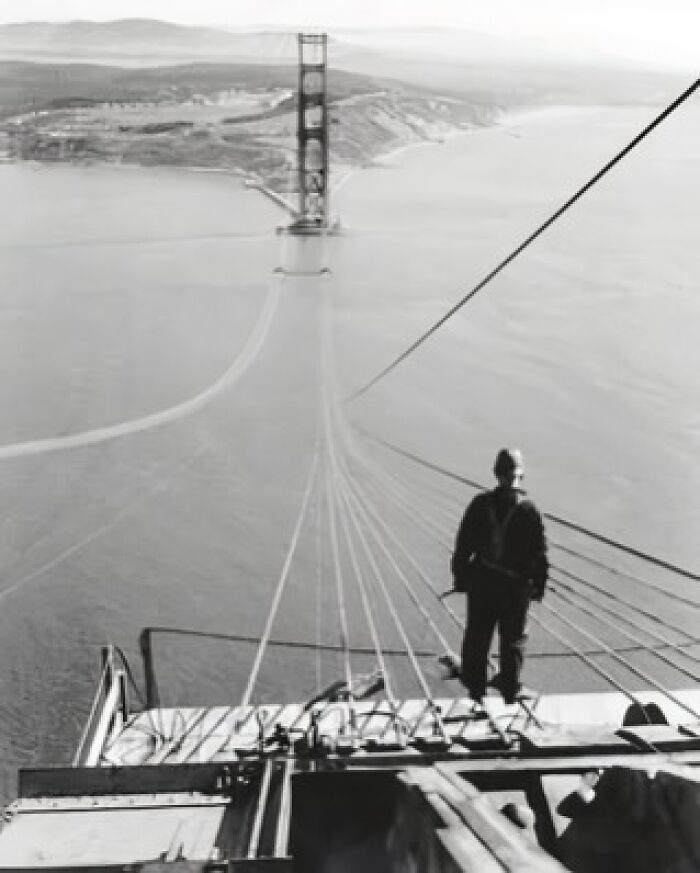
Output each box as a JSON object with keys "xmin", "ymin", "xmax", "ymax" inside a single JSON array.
[{"xmin": 447, "ymin": 448, "xmax": 548, "ymax": 704}]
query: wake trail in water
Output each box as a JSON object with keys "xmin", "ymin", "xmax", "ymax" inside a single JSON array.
[{"xmin": 0, "ymin": 281, "xmax": 281, "ymax": 461}]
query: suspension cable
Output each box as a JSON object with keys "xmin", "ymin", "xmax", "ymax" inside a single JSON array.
[
  {"xmin": 142, "ymin": 625, "xmax": 436, "ymax": 657},
  {"xmin": 551, "ymin": 573, "xmax": 700, "ymax": 662},
  {"xmin": 341, "ymin": 465, "xmax": 464, "ymax": 631},
  {"xmin": 357, "ymin": 453, "xmax": 454, "ymax": 549},
  {"xmin": 553, "ymin": 564, "xmax": 698, "ymax": 642},
  {"xmin": 322, "ymin": 297, "xmax": 396, "ymax": 702},
  {"xmin": 548, "ymin": 581, "xmax": 700, "ymax": 684},
  {"xmin": 325, "ymin": 456, "xmax": 354, "ymax": 694},
  {"xmin": 338, "ymin": 475, "xmax": 445, "ymax": 731},
  {"xmin": 314, "ymin": 463, "xmax": 324, "ymax": 694},
  {"xmin": 348, "ymin": 78, "xmax": 700, "ymax": 401},
  {"xmin": 552, "ymin": 541, "xmax": 700, "ymax": 606},
  {"xmin": 537, "ymin": 599, "xmax": 700, "ymax": 720},
  {"xmin": 239, "ymin": 447, "xmax": 320, "ymax": 708},
  {"xmin": 343, "ymin": 467, "xmax": 455, "ymax": 654},
  {"xmin": 526, "ymin": 606, "xmax": 654, "ymax": 720}
]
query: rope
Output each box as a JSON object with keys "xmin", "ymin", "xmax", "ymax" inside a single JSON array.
[
  {"xmin": 333, "ymin": 469, "xmax": 396, "ymax": 702},
  {"xmin": 342, "ymin": 467, "xmax": 455, "ymax": 654},
  {"xmin": 325, "ymin": 457, "xmax": 354, "ymax": 694},
  {"xmin": 550, "ymin": 573, "xmax": 700, "ymax": 662},
  {"xmin": 549, "ymin": 581, "xmax": 700, "ymax": 684},
  {"xmin": 143, "ymin": 625, "xmax": 435, "ymax": 657},
  {"xmin": 239, "ymin": 447, "xmax": 320, "ymax": 708},
  {"xmin": 321, "ymin": 294, "xmax": 395, "ymax": 702},
  {"xmin": 552, "ymin": 565, "xmax": 698, "ymax": 642},
  {"xmin": 348, "ymin": 78, "xmax": 700, "ymax": 401},
  {"xmin": 361, "ymin": 433, "xmax": 700, "ymax": 582},
  {"xmin": 551, "ymin": 538, "xmax": 700, "ymax": 597},
  {"xmin": 314, "ymin": 466, "xmax": 324, "ymax": 694},
  {"xmin": 537, "ymin": 599, "xmax": 700, "ymax": 721},
  {"xmin": 526, "ymin": 607, "xmax": 653, "ymax": 717},
  {"xmin": 338, "ymin": 474, "xmax": 444, "ymax": 725},
  {"xmin": 342, "ymin": 467, "xmax": 464, "ymax": 631},
  {"xmin": 358, "ymin": 455, "xmax": 454, "ymax": 550},
  {"xmin": 552, "ymin": 541, "xmax": 700, "ymax": 607}
]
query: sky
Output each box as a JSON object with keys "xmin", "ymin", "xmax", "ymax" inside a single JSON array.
[{"xmin": 0, "ymin": 0, "xmax": 697, "ymax": 71}]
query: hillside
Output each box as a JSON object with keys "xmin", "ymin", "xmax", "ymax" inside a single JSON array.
[
  {"xmin": 0, "ymin": 20, "xmax": 686, "ymax": 191},
  {"xmin": 0, "ymin": 60, "xmax": 488, "ymax": 189}
]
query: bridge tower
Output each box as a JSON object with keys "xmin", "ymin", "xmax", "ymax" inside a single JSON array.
[{"xmin": 295, "ymin": 33, "xmax": 329, "ymax": 230}]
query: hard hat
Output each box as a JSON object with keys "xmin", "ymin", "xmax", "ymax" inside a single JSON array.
[{"xmin": 494, "ymin": 448, "xmax": 524, "ymax": 476}]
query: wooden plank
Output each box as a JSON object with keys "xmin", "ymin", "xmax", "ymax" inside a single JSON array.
[
  {"xmin": 131, "ymin": 708, "xmax": 208, "ymax": 766},
  {"xmin": 247, "ymin": 760, "xmax": 273, "ymax": 859},
  {"xmin": 617, "ymin": 725, "xmax": 700, "ymax": 751},
  {"xmin": 438, "ymin": 828, "xmax": 505, "ymax": 873},
  {"xmin": 273, "ymin": 758, "xmax": 293, "ymax": 857},
  {"xmin": 173, "ymin": 707, "xmax": 240, "ymax": 764},
  {"xmin": 520, "ymin": 727, "xmax": 634, "ymax": 755},
  {"xmin": 436, "ymin": 767, "xmax": 568, "ymax": 872},
  {"xmin": 337, "ymin": 748, "xmax": 700, "ymax": 772}
]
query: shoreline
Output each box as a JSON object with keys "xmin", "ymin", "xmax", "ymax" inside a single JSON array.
[
  {"xmin": 0, "ymin": 103, "xmax": 617, "ymax": 222},
  {"xmin": 330, "ymin": 103, "xmax": 610, "ymax": 199}
]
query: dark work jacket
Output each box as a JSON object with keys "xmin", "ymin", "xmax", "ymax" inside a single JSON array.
[{"xmin": 451, "ymin": 489, "xmax": 548, "ymax": 599}]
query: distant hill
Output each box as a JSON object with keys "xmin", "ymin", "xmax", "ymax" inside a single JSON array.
[
  {"xmin": 0, "ymin": 19, "xmax": 303, "ymax": 64},
  {"xmin": 0, "ymin": 19, "xmax": 684, "ymax": 110},
  {"xmin": 0, "ymin": 60, "xmax": 390, "ymax": 118}
]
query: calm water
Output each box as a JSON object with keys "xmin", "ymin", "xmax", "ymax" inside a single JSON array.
[{"xmin": 0, "ymin": 104, "xmax": 698, "ymax": 800}]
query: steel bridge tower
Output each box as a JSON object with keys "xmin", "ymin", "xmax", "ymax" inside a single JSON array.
[{"xmin": 295, "ymin": 33, "xmax": 329, "ymax": 230}]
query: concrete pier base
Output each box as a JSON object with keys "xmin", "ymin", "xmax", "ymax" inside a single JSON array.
[{"xmin": 276, "ymin": 225, "xmax": 331, "ymax": 275}]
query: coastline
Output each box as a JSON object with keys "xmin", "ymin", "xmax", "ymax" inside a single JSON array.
[{"xmin": 330, "ymin": 103, "xmax": 620, "ymax": 203}]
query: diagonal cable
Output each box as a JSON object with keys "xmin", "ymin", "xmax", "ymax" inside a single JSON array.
[{"xmin": 348, "ymin": 78, "xmax": 700, "ymax": 401}]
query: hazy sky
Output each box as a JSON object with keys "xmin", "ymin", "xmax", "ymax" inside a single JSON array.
[{"xmin": 0, "ymin": 0, "xmax": 697, "ymax": 71}]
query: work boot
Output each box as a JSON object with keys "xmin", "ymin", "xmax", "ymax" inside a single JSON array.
[
  {"xmin": 438, "ymin": 652, "xmax": 461, "ymax": 681},
  {"xmin": 503, "ymin": 685, "xmax": 536, "ymax": 705}
]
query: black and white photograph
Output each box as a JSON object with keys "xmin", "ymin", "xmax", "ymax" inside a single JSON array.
[{"xmin": 0, "ymin": 0, "xmax": 698, "ymax": 868}]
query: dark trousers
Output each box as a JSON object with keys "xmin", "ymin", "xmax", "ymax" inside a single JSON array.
[{"xmin": 461, "ymin": 575, "xmax": 530, "ymax": 702}]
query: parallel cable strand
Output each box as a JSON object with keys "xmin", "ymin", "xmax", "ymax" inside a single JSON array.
[
  {"xmin": 325, "ymin": 457, "xmax": 354, "ymax": 693},
  {"xmin": 349, "ymin": 78, "xmax": 700, "ymax": 402},
  {"xmin": 359, "ymin": 458, "xmax": 453, "ymax": 550},
  {"xmin": 342, "ymin": 467, "xmax": 464, "ymax": 630},
  {"xmin": 553, "ymin": 564, "xmax": 697, "ymax": 642},
  {"xmin": 549, "ymin": 582, "xmax": 700, "ymax": 683},
  {"xmin": 526, "ymin": 607, "xmax": 655, "ymax": 716},
  {"xmin": 551, "ymin": 573, "xmax": 700, "ymax": 665},
  {"xmin": 322, "ymin": 295, "xmax": 395, "ymax": 701},
  {"xmin": 333, "ymin": 471, "xmax": 396, "ymax": 702},
  {"xmin": 343, "ymin": 468, "xmax": 454, "ymax": 653},
  {"xmin": 338, "ymin": 475, "xmax": 442, "ymax": 716},
  {"xmin": 314, "ymin": 463, "xmax": 324, "ymax": 694},
  {"xmin": 537, "ymin": 600, "xmax": 700, "ymax": 720},
  {"xmin": 239, "ymin": 448, "xmax": 320, "ymax": 708}
]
